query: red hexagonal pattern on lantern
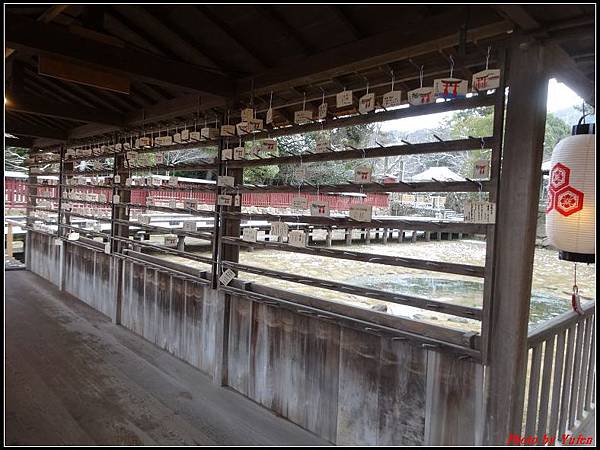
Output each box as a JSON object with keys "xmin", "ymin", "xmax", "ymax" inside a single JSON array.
[
  {"xmin": 549, "ymin": 163, "xmax": 570, "ymax": 192},
  {"xmin": 554, "ymin": 185, "xmax": 584, "ymax": 217}
]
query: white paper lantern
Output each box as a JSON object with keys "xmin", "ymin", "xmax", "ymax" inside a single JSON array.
[{"xmin": 546, "ymin": 123, "xmax": 595, "ymax": 263}]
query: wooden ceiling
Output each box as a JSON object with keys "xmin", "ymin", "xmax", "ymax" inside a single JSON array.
[{"xmin": 4, "ymin": 4, "xmax": 595, "ymax": 148}]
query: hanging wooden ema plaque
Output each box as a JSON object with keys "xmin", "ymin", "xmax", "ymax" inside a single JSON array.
[
  {"xmin": 270, "ymin": 221, "xmax": 289, "ymax": 237},
  {"xmin": 472, "ymin": 46, "xmax": 501, "ymax": 92},
  {"xmin": 291, "ymin": 196, "xmax": 308, "ymax": 210},
  {"xmin": 217, "ymin": 194, "xmax": 233, "ymax": 206},
  {"xmin": 219, "ymin": 269, "xmax": 236, "ymax": 286},
  {"xmin": 382, "ymin": 71, "xmax": 402, "ymax": 108},
  {"xmin": 354, "ymin": 166, "xmax": 372, "ymax": 183},
  {"xmin": 242, "ymin": 227, "xmax": 258, "ymax": 242},
  {"xmin": 358, "ymin": 84, "xmax": 375, "ymax": 114},
  {"xmin": 233, "ymin": 146, "xmax": 245, "ymax": 160},
  {"xmin": 222, "ymin": 148, "xmax": 233, "ymax": 160},
  {"xmin": 217, "ymin": 175, "xmax": 235, "ymax": 187},
  {"xmin": 434, "ymin": 55, "xmax": 468, "ymax": 100},
  {"xmin": 349, "ymin": 204, "xmax": 373, "ymax": 222},
  {"xmin": 464, "ymin": 201, "xmax": 496, "ymax": 223},
  {"xmin": 473, "ymin": 160, "xmax": 490, "ymax": 179},
  {"xmin": 221, "ymin": 124, "xmax": 236, "ymax": 137},
  {"xmin": 288, "ymin": 230, "xmax": 306, "ymax": 247},
  {"xmin": 318, "ymin": 91, "xmax": 328, "ymax": 120},
  {"xmin": 295, "ymin": 92, "xmax": 313, "ymax": 125},
  {"xmin": 260, "ymin": 139, "xmax": 277, "ymax": 153},
  {"xmin": 407, "ymin": 65, "xmax": 435, "ymax": 106},
  {"xmin": 310, "ymin": 201, "xmax": 330, "ymax": 217},
  {"xmin": 183, "ymin": 221, "xmax": 197, "ymax": 232},
  {"xmin": 336, "ymin": 89, "xmax": 353, "ymax": 108}
]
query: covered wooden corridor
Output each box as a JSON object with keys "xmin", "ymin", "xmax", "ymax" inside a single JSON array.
[{"xmin": 5, "ymin": 270, "xmax": 327, "ymax": 446}]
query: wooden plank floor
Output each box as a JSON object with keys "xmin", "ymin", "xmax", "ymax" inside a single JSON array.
[{"xmin": 5, "ymin": 270, "xmax": 328, "ymax": 446}]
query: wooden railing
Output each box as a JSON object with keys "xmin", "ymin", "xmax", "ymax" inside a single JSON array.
[{"xmin": 523, "ymin": 300, "xmax": 595, "ymax": 443}]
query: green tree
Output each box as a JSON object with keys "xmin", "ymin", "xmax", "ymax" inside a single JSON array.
[{"xmin": 543, "ymin": 113, "xmax": 570, "ymax": 160}]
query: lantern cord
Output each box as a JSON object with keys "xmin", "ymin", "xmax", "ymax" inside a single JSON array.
[{"xmin": 571, "ymin": 263, "xmax": 584, "ymax": 315}]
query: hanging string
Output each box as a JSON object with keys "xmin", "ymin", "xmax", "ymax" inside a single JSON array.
[
  {"xmin": 390, "ymin": 69, "xmax": 395, "ymax": 91},
  {"xmin": 485, "ymin": 46, "xmax": 492, "ymax": 70},
  {"xmin": 302, "ymin": 92, "xmax": 306, "ymax": 111},
  {"xmin": 572, "ymin": 262, "xmax": 584, "ymax": 315},
  {"xmin": 269, "ymin": 91, "xmax": 273, "ymax": 110},
  {"xmin": 419, "ymin": 65, "xmax": 424, "ymax": 88},
  {"xmin": 449, "ymin": 55, "xmax": 455, "ymax": 78}
]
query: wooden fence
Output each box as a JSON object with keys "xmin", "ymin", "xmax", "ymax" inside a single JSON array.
[{"xmin": 522, "ymin": 301, "xmax": 595, "ymax": 444}]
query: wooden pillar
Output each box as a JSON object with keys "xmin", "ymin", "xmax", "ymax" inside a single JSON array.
[
  {"xmin": 398, "ymin": 229, "xmax": 403, "ymax": 243},
  {"xmin": 111, "ymin": 154, "xmax": 130, "ymax": 325},
  {"xmin": 411, "ymin": 230, "xmax": 417, "ymax": 243},
  {"xmin": 326, "ymin": 228, "xmax": 332, "ymax": 247},
  {"xmin": 382, "ymin": 228, "xmax": 389, "ymax": 244},
  {"xmin": 437, "ymin": 231, "xmax": 442, "ymax": 241},
  {"xmin": 6, "ymin": 223, "xmax": 14, "ymax": 257},
  {"xmin": 345, "ymin": 228, "xmax": 352, "ymax": 245},
  {"xmin": 425, "ymin": 231, "xmax": 431, "ymax": 242},
  {"xmin": 177, "ymin": 235, "xmax": 185, "ymax": 251},
  {"xmin": 365, "ymin": 228, "xmax": 371, "ymax": 244},
  {"xmin": 484, "ymin": 40, "xmax": 549, "ymax": 445}
]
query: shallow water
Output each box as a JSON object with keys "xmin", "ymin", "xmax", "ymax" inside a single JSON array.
[{"xmin": 159, "ymin": 239, "xmax": 595, "ymax": 331}]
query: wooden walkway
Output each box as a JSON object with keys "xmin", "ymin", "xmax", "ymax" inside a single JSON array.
[{"xmin": 5, "ymin": 271, "xmax": 328, "ymax": 446}]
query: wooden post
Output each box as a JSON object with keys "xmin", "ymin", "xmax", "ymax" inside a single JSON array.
[
  {"xmin": 345, "ymin": 228, "xmax": 352, "ymax": 245},
  {"xmin": 382, "ymin": 228, "xmax": 389, "ymax": 244},
  {"xmin": 425, "ymin": 231, "xmax": 431, "ymax": 242},
  {"xmin": 365, "ymin": 228, "xmax": 371, "ymax": 244},
  {"xmin": 398, "ymin": 229, "xmax": 403, "ymax": 243},
  {"xmin": 111, "ymin": 153, "xmax": 130, "ymax": 325},
  {"xmin": 437, "ymin": 231, "xmax": 442, "ymax": 241},
  {"xmin": 483, "ymin": 40, "xmax": 549, "ymax": 445},
  {"xmin": 177, "ymin": 235, "xmax": 185, "ymax": 251},
  {"xmin": 326, "ymin": 228, "xmax": 332, "ymax": 247},
  {"xmin": 6, "ymin": 223, "xmax": 14, "ymax": 257},
  {"xmin": 411, "ymin": 230, "xmax": 417, "ymax": 243}
]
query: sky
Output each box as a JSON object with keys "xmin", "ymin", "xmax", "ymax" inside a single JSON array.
[{"xmin": 381, "ymin": 78, "xmax": 588, "ymax": 133}]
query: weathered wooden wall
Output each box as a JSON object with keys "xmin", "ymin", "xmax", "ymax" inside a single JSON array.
[
  {"xmin": 27, "ymin": 230, "xmax": 61, "ymax": 286},
  {"xmin": 63, "ymin": 242, "xmax": 118, "ymax": 319},
  {"xmin": 25, "ymin": 229, "xmax": 485, "ymax": 445},
  {"xmin": 226, "ymin": 293, "xmax": 484, "ymax": 445},
  {"xmin": 120, "ymin": 260, "xmax": 220, "ymax": 375}
]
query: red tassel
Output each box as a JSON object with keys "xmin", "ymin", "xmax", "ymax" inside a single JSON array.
[{"xmin": 572, "ymin": 290, "xmax": 584, "ymax": 315}]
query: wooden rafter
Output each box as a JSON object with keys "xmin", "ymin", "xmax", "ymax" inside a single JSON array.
[
  {"xmin": 6, "ymin": 12, "xmax": 234, "ymax": 96},
  {"xmin": 494, "ymin": 5, "xmax": 594, "ymax": 106}
]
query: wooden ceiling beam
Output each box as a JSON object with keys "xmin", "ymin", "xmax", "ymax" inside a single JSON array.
[
  {"xmin": 111, "ymin": 5, "xmax": 220, "ymax": 70},
  {"xmin": 5, "ymin": 5, "xmax": 70, "ymax": 59},
  {"xmin": 254, "ymin": 6, "xmax": 316, "ymax": 55},
  {"xmin": 494, "ymin": 5, "xmax": 594, "ymax": 106},
  {"xmin": 5, "ymin": 92, "xmax": 125, "ymax": 126},
  {"xmin": 329, "ymin": 6, "xmax": 363, "ymax": 39},
  {"xmin": 238, "ymin": 12, "xmax": 513, "ymax": 96},
  {"xmin": 6, "ymin": 12, "xmax": 234, "ymax": 97},
  {"xmin": 5, "ymin": 118, "xmax": 69, "ymax": 141},
  {"xmin": 196, "ymin": 6, "xmax": 271, "ymax": 69}
]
